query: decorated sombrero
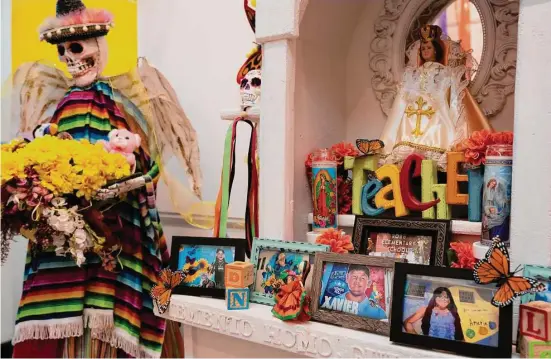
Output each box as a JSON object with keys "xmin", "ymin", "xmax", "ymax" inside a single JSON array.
[{"xmin": 39, "ymin": 0, "xmax": 114, "ymax": 44}]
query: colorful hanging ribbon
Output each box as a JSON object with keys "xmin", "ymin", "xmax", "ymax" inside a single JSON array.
[{"xmin": 213, "ymin": 118, "xmax": 258, "ymax": 257}]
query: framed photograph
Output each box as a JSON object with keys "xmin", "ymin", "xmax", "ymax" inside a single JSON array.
[
  {"xmin": 249, "ymin": 238, "xmax": 330, "ymax": 305},
  {"xmin": 310, "ymin": 252, "xmax": 405, "ymax": 335},
  {"xmin": 169, "ymin": 236, "xmax": 247, "ymax": 299},
  {"xmin": 521, "ymin": 265, "xmax": 551, "ymax": 304},
  {"xmin": 391, "ymin": 263, "xmax": 512, "ymax": 358},
  {"xmin": 352, "ymin": 216, "xmax": 450, "ymax": 266}
]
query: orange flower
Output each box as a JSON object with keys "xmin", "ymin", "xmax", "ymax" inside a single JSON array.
[
  {"xmin": 315, "ymin": 228, "xmax": 354, "ymax": 253},
  {"xmin": 330, "ymin": 142, "xmax": 359, "ymax": 165},
  {"xmin": 449, "ymin": 242, "xmax": 475, "ymax": 269},
  {"xmin": 457, "ymin": 130, "xmax": 514, "ymax": 166}
]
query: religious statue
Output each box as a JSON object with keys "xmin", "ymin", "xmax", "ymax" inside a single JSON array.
[
  {"xmin": 8, "ymin": 0, "xmax": 203, "ymax": 357},
  {"xmin": 379, "ymin": 24, "xmax": 492, "ymax": 170}
]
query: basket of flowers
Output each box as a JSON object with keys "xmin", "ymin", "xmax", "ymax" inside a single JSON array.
[{"xmin": 1, "ymin": 134, "xmax": 133, "ymax": 269}]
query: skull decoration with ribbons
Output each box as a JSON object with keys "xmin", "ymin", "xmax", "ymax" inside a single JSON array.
[{"xmin": 240, "ymin": 69, "xmax": 261, "ymax": 110}]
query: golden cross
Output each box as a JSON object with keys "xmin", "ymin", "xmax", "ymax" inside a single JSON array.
[{"xmin": 404, "ymin": 96, "xmax": 435, "ymax": 137}]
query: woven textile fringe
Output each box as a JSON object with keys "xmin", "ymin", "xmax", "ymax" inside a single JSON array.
[
  {"xmin": 91, "ymin": 327, "xmax": 159, "ymax": 358},
  {"xmin": 12, "ymin": 317, "xmax": 83, "ymax": 344},
  {"xmin": 83, "ymin": 308, "xmax": 114, "ymax": 330}
]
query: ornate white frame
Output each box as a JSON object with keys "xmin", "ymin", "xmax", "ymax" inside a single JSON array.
[{"xmin": 370, "ymin": 0, "xmax": 519, "ymax": 118}]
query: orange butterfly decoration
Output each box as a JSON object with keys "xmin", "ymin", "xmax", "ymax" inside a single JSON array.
[
  {"xmin": 473, "ymin": 237, "xmax": 545, "ymax": 307},
  {"xmin": 356, "ymin": 139, "xmax": 385, "ymax": 156},
  {"xmin": 150, "ymin": 268, "xmax": 186, "ymax": 314}
]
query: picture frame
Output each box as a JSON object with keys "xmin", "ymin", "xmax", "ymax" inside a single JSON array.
[
  {"xmin": 169, "ymin": 236, "xmax": 247, "ymax": 299},
  {"xmin": 521, "ymin": 265, "xmax": 551, "ymax": 304},
  {"xmin": 390, "ymin": 262, "xmax": 513, "ymax": 358},
  {"xmin": 352, "ymin": 216, "xmax": 450, "ymax": 266},
  {"xmin": 249, "ymin": 238, "xmax": 330, "ymax": 305},
  {"xmin": 310, "ymin": 252, "xmax": 405, "ymax": 335}
]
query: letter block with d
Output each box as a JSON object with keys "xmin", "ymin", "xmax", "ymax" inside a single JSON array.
[
  {"xmin": 226, "ymin": 288, "xmax": 250, "ymax": 310},
  {"xmin": 520, "ymin": 301, "xmax": 551, "ymax": 341},
  {"xmin": 225, "ymin": 261, "xmax": 254, "ymax": 288}
]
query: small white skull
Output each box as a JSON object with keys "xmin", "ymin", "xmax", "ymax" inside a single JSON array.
[
  {"xmin": 57, "ymin": 36, "xmax": 108, "ymax": 88},
  {"xmin": 240, "ymin": 70, "xmax": 261, "ymax": 110}
]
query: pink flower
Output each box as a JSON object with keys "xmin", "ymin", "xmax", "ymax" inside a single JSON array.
[
  {"xmin": 330, "ymin": 142, "xmax": 359, "ymax": 165},
  {"xmin": 449, "ymin": 242, "xmax": 475, "ymax": 269}
]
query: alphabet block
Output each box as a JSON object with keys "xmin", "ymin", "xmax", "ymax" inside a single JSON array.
[
  {"xmin": 421, "ymin": 160, "xmax": 450, "ymax": 219},
  {"xmin": 225, "ymin": 261, "xmax": 254, "ymax": 288},
  {"xmin": 519, "ymin": 334, "xmax": 551, "ymax": 358},
  {"xmin": 520, "ymin": 301, "xmax": 551, "ymax": 341},
  {"xmin": 375, "ymin": 164, "xmax": 409, "ymax": 217},
  {"xmin": 446, "ymin": 152, "xmax": 469, "ymax": 205},
  {"xmin": 467, "ymin": 167, "xmax": 484, "ymax": 222},
  {"xmin": 226, "ymin": 288, "xmax": 250, "ymax": 310},
  {"xmin": 344, "ymin": 155, "xmax": 379, "ymax": 215}
]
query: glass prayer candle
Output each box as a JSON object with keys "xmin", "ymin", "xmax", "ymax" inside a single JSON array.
[
  {"xmin": 311, "ymin": 149, "xmax": 338, "ymax": 232},
  {"xmin": 481, "ymin": 144, "xmax": 513, "ymax": 247}
]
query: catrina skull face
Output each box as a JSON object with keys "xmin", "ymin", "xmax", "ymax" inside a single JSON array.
[
  {"xmin": 240, "ymin": 70, "xmax": 261, "ymax": 109},
  {"xmin": 57, "ymin": 36, "xmax": 108, "ymax": 88}
]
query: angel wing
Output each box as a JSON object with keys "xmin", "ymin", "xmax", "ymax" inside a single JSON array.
[
  {"xmin": 109, "ymin": 58, "xmax": 202, "ymax": 199},
  {"xmin": 11, "ymin": 61, "xmax": 72, "ymax": 134}
]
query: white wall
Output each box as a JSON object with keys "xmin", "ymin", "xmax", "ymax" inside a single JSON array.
[
  {"xmin": 1, "ymin": 0, "xmax": 252, "ymax": 342},
  {"xmin": 138, "ymin": 0, "xmax": 254, "ymax": 220}
]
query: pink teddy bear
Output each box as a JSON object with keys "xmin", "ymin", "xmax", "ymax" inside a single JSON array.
[{"xmin": 98, "ymin": 129, "xmax": 141, "ymax": 173}]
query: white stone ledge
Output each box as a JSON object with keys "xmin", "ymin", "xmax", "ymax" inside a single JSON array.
[
  {"xmin": 157, "ymin": 294, "xmax": 458, "ymax": 358},
  {"xmin": 307, "ymin": 214, "xmax": 482, "ymax": 236}
]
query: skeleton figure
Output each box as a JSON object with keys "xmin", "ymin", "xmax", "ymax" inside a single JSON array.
[
  {"xmin": 240, "ymin": 69, "xmax": 261, "ymax": 110},
  {"xmin": 10, "ymin": 0, "xmax": 201, "ymax": 357},
  {"xmin": 57, "ymin": 37, "xmax": 107, "ymax": 88}
]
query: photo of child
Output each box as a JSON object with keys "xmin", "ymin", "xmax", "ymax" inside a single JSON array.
[
  {"xmin": 254, "ymin": 249, "xmax": 312, "ymax": 295},
  {"xmin": 318, "ymin": 263, "xmax": 389, "ymax": 320},
  {"xmin": 403, "ymin": 287, "xmax": 464, "ymax": 341},
  {"xmin": 178, "ymin": 245, "xmax": 235, "ymax": 289},
  {"xmin": 402, "ymin": 275, "xmax": 499, "ymax": 347}
]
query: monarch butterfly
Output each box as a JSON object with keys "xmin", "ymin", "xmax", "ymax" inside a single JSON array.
[
  {"xmin": 150, "ymin": 268, "xmax": 186, "ymax": 314},
  {"xmin": 356, "ymin": 139, "xmax": 385, "ymax": 156},
  {"xmin": 473, "ymin": 237, "xmax": 545, "ymax": 307}
]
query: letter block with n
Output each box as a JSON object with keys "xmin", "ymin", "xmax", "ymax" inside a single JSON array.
[{"xmin": 226, "ymin": 288, "xmax": 250, "ymax": 310}]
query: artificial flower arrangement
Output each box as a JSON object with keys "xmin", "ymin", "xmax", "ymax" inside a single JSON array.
[
  {"xmin": 305, "ymin": 142, "xmax": 359, "ymax": 214},
  {"xmin": 455, "ymin": 129, "xmax": 514, "ymax": 167},
  {"xmin": 447, "ymin": 241, "xmax": 475, "ymax": 269},
  {"xmin": 1, "ymin": 135, "xmax": 131, "ymax": 269}
]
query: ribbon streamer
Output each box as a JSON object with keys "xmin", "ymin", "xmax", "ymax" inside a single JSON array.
[{"xmin": 213, "ymin": 118, "xmax": 258, "ymax": 257}]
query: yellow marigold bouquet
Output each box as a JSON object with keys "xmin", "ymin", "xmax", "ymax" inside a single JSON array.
[{"xmin": 1, "ymin": 135, "xmax": 131, "ymax": 267}]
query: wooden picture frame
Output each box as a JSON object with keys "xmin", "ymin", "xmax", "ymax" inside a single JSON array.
[
  {"xmin": 169, "ymin": 236, "xmax": 247, "ymax": 299},
  {"xmin": 310, "ymin": 252, "xmax": 405, "ymax": 335},
  {"xmin": 390, "ymin": 263, "xmax": 513, "ymax": 358},
  {"xmin": 249, "ymin": 238, "xmax": 330, "ymax": 305},
  {"xmin": 352, "ymin": 216, "xmax": 450, "ymax": 266}
]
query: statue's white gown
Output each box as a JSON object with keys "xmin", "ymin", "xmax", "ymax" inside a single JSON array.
[{"xmin": 379, "ymin": 61, "xmax": 468, "ymax": 169}]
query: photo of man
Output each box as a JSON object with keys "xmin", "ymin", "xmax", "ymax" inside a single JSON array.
[{"xmin": 319, "ymin": 264, "xmax": 387, "ymax": 320}]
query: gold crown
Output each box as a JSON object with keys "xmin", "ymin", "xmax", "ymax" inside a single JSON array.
[{"xmin": 420, "ymin": 25, "xmax": 442, "ymax": 41}]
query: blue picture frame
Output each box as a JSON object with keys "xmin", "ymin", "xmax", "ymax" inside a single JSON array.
[
  {"xmin": 521, "ymin": 265, "xmax": 551, "ymax": 304},
  {"xmin": 249, "ymin": 238, "xmax": 330, "ymax": 305}
]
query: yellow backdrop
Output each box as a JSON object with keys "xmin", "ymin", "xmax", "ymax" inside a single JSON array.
[{"xmin": 12, "ymin": 0, "xmax": 137, "ymax": 76}]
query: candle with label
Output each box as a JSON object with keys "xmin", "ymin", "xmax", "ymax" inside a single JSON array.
[{"xmin": 312, "ymin": 149, "xmax": 338, "ymax": 232}]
